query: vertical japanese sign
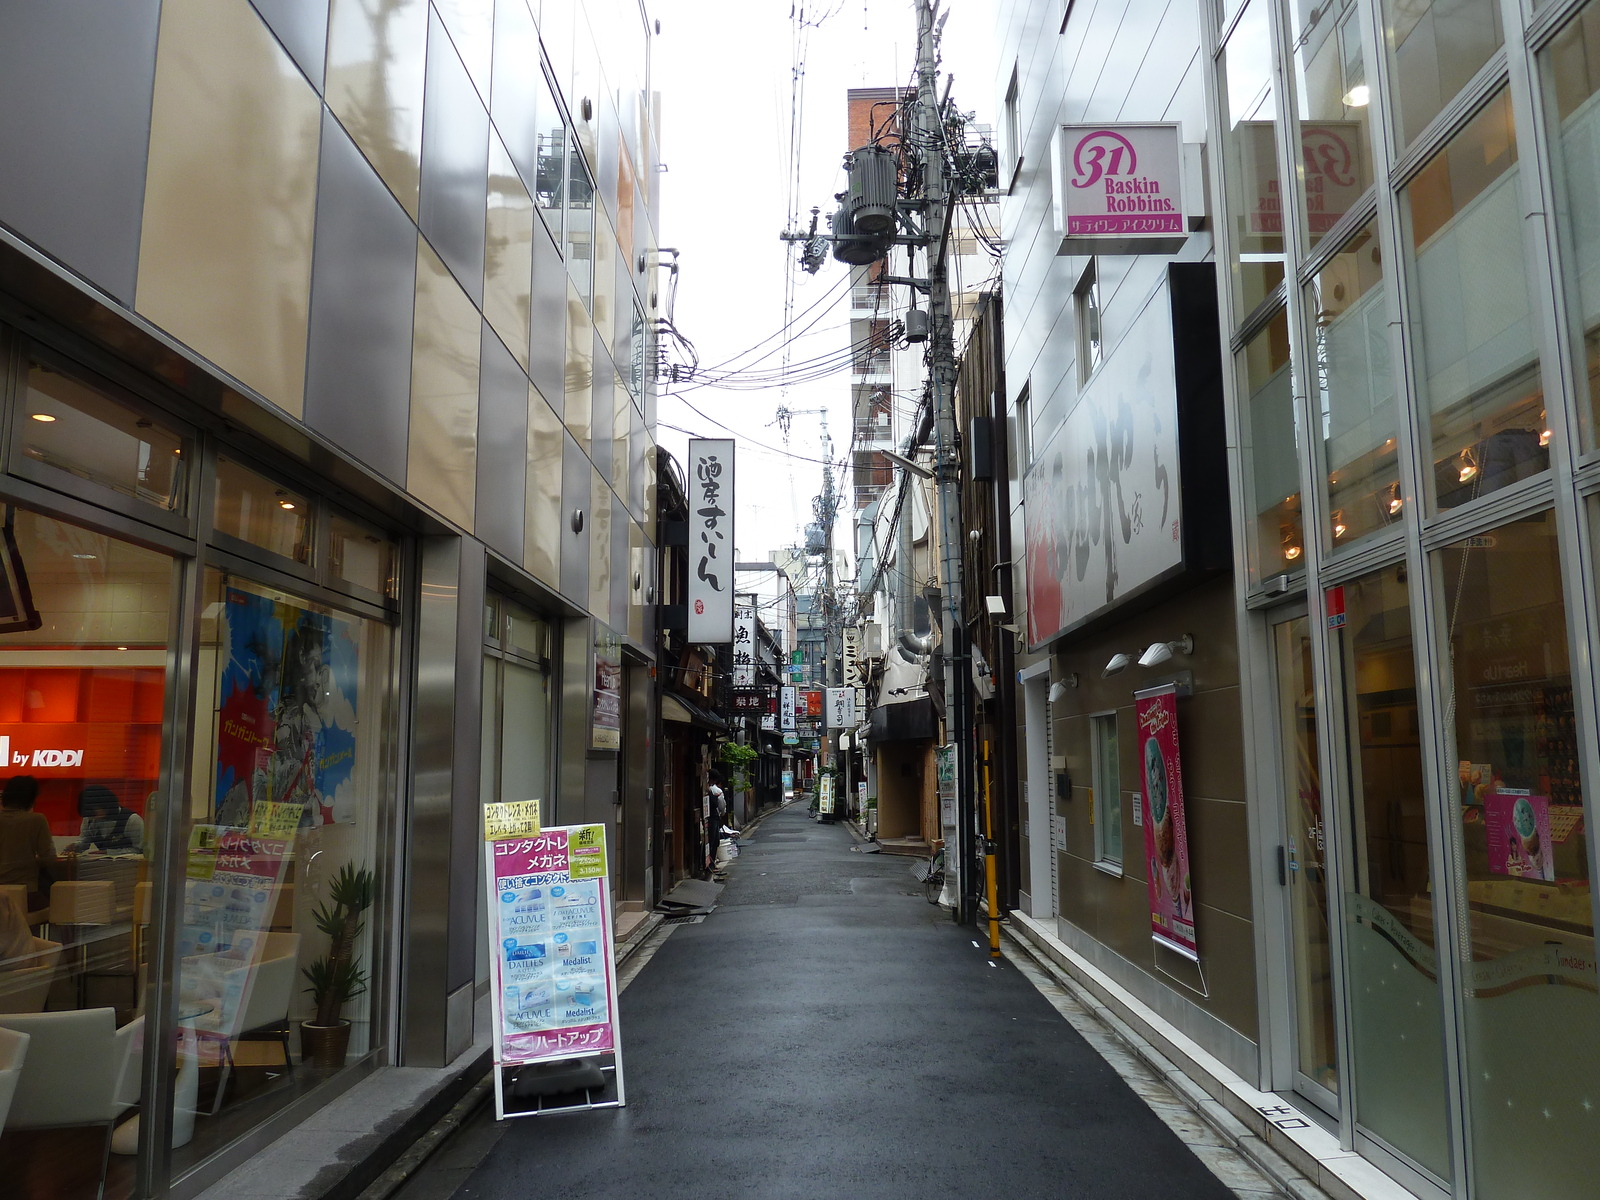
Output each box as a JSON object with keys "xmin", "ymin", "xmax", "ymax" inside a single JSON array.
[
  {"xmin": 485, "ymin": 820, "xmax": 622, "ymax": 1078},
  {"xmin": 826, "ymin": 687, "xmax": 857, "ymax": 728},
  {"xmin": 732, "ymin": 606, "xmax": 756, "ymax": 686},
  {"xmin": 686, "ymin": 439, "xmax": 734, "ymax": 643},
  {"xmin": 1136, "ymin": 685, "xmax": 1196, "ymax": 960},
  {"xmin": 591, "ymin": 624, "xmax": 622, "ymax": 751},
  {"xmin": 842, "ymin": 627, "xmax": 862, "ymax": 686},
  {"xmin": 780, "ymin": 685, "xmax": 797, "ymax": 731},
  {"xmin": 818, "ymin": 774, "xmax": 835, "ymax": 814}
]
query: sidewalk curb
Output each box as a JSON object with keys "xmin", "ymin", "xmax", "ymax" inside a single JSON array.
[{"xmin": 1001, "ymin": 925, "xmax": 1331, "ymax": 1200}]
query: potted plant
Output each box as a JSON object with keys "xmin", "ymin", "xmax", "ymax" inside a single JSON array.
[{"xmin": 300, "ymin": 862, "xmax": 375, "ymax": 1069}]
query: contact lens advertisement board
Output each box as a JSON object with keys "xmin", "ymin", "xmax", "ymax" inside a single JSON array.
[
  {"xmin": 1135, "ymin": 685, "xmax": 1197, "ymax": 960},
  {"xmin": 485, "ymin": 820, "xmax": 625, "ymax": 1117}
]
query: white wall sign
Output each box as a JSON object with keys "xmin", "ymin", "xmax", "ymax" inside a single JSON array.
[
  {"xmin": 825, "ymin": 687, "xmax": 857, "ymax": 729},
  {"xmin": 842, "ymin": 627, "xmax": 862, "ymax": 686},
  {"xmin": 1023, "ymin": 283, "xmax": 1184, "ymax": 646},
  {"xmin": 686, "ymin": 439, "xmax": 735, "ymax": 643},
  {"xmin": 1052, "ymin": 123, "xmax": 1187, "ymax": 254},
  {"xmin": 780, "ymin": 685, "xmax": 797, "ymax": 731}
]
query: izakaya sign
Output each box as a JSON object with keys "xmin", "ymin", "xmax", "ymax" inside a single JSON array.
[
  {"xmin": 1054, "ymin": 123, "xmax": 1187, "ymax": 252},
  {"xmin": 826, "ymin": 687, "xmax": 857, "ymax": 729},
  {"xmin": 1136, "ymin": 685, "xmax": 1196, "ymax": 960},
  {"xmin": 687, "ymin": 439, "xmax": 734, "ymax": 644},
  {"xmin": 731, "ymin": 606, "xmax": 757, "ymax": 686}
]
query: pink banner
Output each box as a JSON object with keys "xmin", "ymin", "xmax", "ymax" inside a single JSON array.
[{"xmin": 1137, "ymin": 686, "xmax": 1196, "ymax": 959}]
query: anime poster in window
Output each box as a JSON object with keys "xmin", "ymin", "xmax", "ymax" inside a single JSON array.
[{"xmin": 213, "ymin": 587, "xmax": 360, "ymax": 832}]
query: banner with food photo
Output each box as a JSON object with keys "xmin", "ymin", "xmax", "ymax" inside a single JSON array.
[{"xmin": 1136, "ymin": 684, "xmax": 1196, "ymax": 959}]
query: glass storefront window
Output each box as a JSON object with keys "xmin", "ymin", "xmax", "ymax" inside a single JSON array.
[
  {"xmin": 1219, "ymin": 0, "xmax": 1286, "ymax": 322},
  {"xmin": 1241, "ymin": 308, "xmax": 1304, "ymax": 579},
  {"xmin": 1289, "ymin": 0, "xmax": 1375, "ymax": 246},
  {"xmin": 1308, "ymin": 220, "xmax": 1402, "ymax": 548},
  {"xmin": 22, "ymin": 357, "xmax": 186, "ymax": 511},
  {"xmin": 214, "ymin": 457, "xmax": 312, "ymax": 565},
  {"xmin": 1544, "ymin": 0, "xmax": 1600, "ymax": 451},
  {"xmin": 1382, "ymin": 0, "xmax": 1504, "ymax": 148},
  {"xmin": 1332, "ymin": 563, "xmax": 1452, "ymax": 1181},
  {"xmin": 1403, "ymin": 90, "xmax": 1547, "ymax": 512},
  {"xmin": 1436, "ymin": 512, "xmax": 1598, "ymax": 1198},
  {"xmin": 328, "ymin": 512, "xmax": 396, "ymax": 600},
  {"xmin": 177, "ymin": 571, "xmax": 394, "ymax": 1172},
  {"xmin": 0, "ymin": 505, "xmax": 174, "ymax": 1198},
  {"xmin": 1272, "ymin": 614, "xmax": 1337, "ymax": 1097}
]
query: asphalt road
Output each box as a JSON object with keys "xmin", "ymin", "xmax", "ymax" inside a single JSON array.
[{"xmin": 437, "ymin": 803, "xmax": 1242, "ymax": 1199}]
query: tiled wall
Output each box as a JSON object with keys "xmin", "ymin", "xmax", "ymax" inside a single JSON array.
[{"xmin": 0, "ymin": 0, "xmax": 658, "ymax": 637}]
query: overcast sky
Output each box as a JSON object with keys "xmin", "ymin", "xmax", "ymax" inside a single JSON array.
[{"xmin": 650, "ymin": 0, "xmax": 997, "ymax": 583}]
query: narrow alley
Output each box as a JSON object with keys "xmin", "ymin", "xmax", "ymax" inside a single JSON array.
[{"xmin": 402, "ymin": 804, "xmax": 1261, "ymax": 1199}]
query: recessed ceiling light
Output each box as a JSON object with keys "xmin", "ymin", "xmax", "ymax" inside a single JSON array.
[
  {"xmin": 279, "ymin": 500, "xmax": 296, "ymax": 510},
  {"xmin": 30, "ymin": 413, "xmax": 56, "ymax": 423},
  {"xmin": 117, "ymin": 646, "xmax": 128, "ymax": 651}
]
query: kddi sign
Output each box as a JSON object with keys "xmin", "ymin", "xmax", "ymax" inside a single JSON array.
[
  {"xmin": 1051, "ymin": 123, "xmax": 1195, "ymax": 255},
  {"xmin": 0, "ymin": 735, "xmax": 84, "ymax": 769}
]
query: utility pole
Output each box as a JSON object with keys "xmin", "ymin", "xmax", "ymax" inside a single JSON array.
[{"xmin": 914, "ymin": 0, "xmax": 976, "ymax": 925}]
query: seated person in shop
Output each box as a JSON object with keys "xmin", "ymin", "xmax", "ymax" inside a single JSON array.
[
  {"xmin": 66, "ymin": 784, "xmax": 144, "ymax": 855},
  {"xmin": 0, "ymin": 775, "xmax": 56, "ymax": 910}
]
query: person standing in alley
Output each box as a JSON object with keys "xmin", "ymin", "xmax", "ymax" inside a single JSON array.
[{"xmin": 707, "ymin": 770, "xmax": 728, "ymax": 874}]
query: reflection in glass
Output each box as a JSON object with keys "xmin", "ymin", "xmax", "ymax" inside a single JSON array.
[
  {"xmin": 1333, "ymin": 564, "xmax": 1452, "ymax": 1180},
  {"xmin": 214, "ymin": 458, "xmax": 312, "ymax": 564},
  {"xmin": 0, "ymin": 507, "xmax": 171, "ymax": 1196},
  {"xmin": 532, "ymin": 69, "xmax": 566, "ymax": 245},
  {"xmin": 1383, "ymin": 0, "xmax": 1504, "ymax": 147},
  {"xmin": 1545, "ymin": 0, "xmax": 1600, "ymax": 449},
  {"xmin": 1241, "ymin": 309, "xmax": 1303, "ymax": 579},
  {"xmin": 1273, "ymin": 616, "xmax": 1337, "ymax": 1095},
  {"xmin": 566, "ymin": 136, "xmax": 595, "ymax": 307},
  {"xmin": 1289, "ymin": 0, "xmax": 1374, "ymax": 245},
  {"xmin": 325, "ymin": 0, "xmax": 430, "ymax": 217},
  {"xmin": 1403, "ymin": 91, "xmax": 1547, "ymax": 511},
  {"xmin": 1308, "ymin": 222, "xmax": 1400, "ymax": 547},
  {"xmin": 1436, "ymin": 513, "xmax": 1599, "ymax": 1198},
  {"xmin": 23, "ymin": 359, "xmax": 186, "ymax": 511},
  {"xmin": 177, "ymin": 571, "xmax": 393, "ymax": 1170},
  {"xmin": 1219, "ymin": 0, "xmax": 1286, "ymax": 322}
]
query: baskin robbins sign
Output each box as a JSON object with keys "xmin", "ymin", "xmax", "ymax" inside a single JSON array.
[{"xmin": 1052, "ymin": 124, "xmax": 1194, "ymax": 255}]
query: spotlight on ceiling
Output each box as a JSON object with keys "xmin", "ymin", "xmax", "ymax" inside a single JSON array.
[
  {"xmin": 1103, "ymin": 652, "xmax": 1133, "ymax": 677},
  {"xmin": 1138, "ymin": 634, "xmax": 1195, "ymax": 669}
]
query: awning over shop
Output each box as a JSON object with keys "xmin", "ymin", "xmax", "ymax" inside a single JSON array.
[
  {"xmin": 662, "ymin": 692, "xmax": 729, "ymax": 731},
  {"xmin": 870, "ymin": 695, "xmax": 937, "ymax": 742}
]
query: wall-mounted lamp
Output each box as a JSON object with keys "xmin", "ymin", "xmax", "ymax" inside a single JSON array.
[
  {"xmin": 1048, "ymin": 676, "xmax": 1077, "ymax": 703},
  {"xmin": 1138, "ymin": 634, "xmax": 1194, "ymax": 669},
  {"xmin": 571, "ymin": 508, "xmax": 585, "ymax": 533},
  {"xmin": 984, "ymin": 595, "xmax": 1007, "ymax": 617},
  {"xmin": 1103, "ymin": 652, "xmax": 1134, "ymax": 677}
]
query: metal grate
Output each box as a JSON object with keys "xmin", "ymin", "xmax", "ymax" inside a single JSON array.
[{"xmin": 662, "ymin": 914, "xmax": 706, "ymax": 926}]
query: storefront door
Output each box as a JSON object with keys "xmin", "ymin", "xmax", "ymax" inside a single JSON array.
[{"xmin": 1269, "ymin": 609, "xmax": 1338, "ymax": 1110}]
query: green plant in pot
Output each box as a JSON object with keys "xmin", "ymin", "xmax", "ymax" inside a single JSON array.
[
  {"xmin": 301, "ymin": 863, "xmax": 375, "ymax": 1069},
  {"xmin": 718, "ymin": 741, "xmax": 759, "ymax": 793}
]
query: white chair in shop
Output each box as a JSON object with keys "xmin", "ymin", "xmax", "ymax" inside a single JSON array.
[
  {"xmin": 188, "ymin": 931, "xmax": 301, "ymax": 1112},
  {"xmin": 0, "ymin": 936, "xmax": 63, "ymax": 1013},
  {"xmin": 0, "ymin": 1025, "xmax": 28, "ymax": 1130},
  {"xmin": 0, "ymin": 1008, "xmax": 143, "ymax": 1200}
]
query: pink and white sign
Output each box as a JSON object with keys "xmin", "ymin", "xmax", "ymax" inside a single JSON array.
[
  {"xmin": 1136, "ymin": 685, "xmax": 1196, "ymax": 960},
  {"xmin": 1057, "ymin": 124, "xmax": 1184, "ymax": 238},
  {"xmin": 486, "ymin": 825, "xmax": 621, "ymax": 1066},
  {"xmin": 1486, "ymin": 792, "xmax": 1555, "ymax": 882}
]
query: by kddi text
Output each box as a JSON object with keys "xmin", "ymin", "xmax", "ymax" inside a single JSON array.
[{"xmin": 0, "ymin": 735, "xmax": 85, "ymax": 768}]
